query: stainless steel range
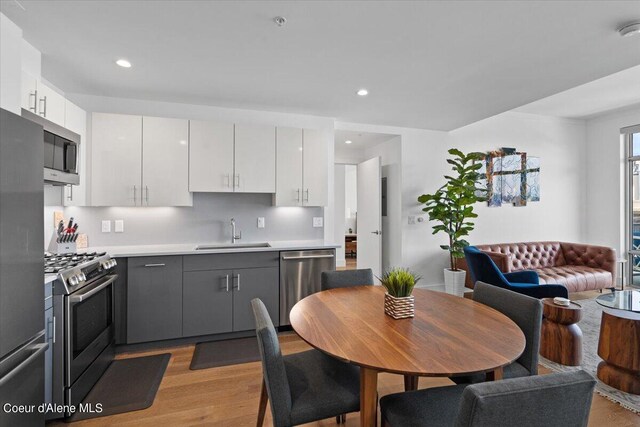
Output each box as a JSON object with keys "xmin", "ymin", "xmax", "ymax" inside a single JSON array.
[{"xmin": 45, "ymin": 252, "xmax": 117, "ymax": 418}]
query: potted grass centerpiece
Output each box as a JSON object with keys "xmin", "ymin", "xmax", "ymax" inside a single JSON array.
[{"xmin": 379, "ymin": 268, "xmax": 421, "ymax": 319}]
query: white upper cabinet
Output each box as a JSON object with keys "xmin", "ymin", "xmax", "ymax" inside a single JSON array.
[
  {"xmin": 142, "ymin": 116, "xmax": 192, "ymax": 206},
  {"xmin": 63, "ymin": 100, "xmax": 87, "ymax": 206},
  {"xmin": 37, "ymin": 81, "xmax": 66, "ymax": 126},
  {"xmin": 21, "ymin": 71, "xmax": 38, "ymax": 114},
  {"xmin": 234, "ymin": 124, "xmax": 276, "ymax": 193},
  {"xmin": 275, "ymin": 127, "xmax": 303, "ymax": 206},
  {"xmin": 21, "ymin": 71, "xmax": 66, "ymax": 126},
  {"xmin": 91, "ymin": 113, "xmax": 142, "ymax": 207},
  {"xmin": 189, "ymin": 120, "xmax": 234, "ymax": 192},
  {"xmin": 275, "ymin": 128, "xmax": 328, "ymax": 207},
  {"xmin": 302, "ymin": 129, "xmax": 328, "ymax": 206}
]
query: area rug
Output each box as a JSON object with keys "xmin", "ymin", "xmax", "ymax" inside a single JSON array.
[
  {"xmin": 69, "ymin": 353, "xmax": 170, "ymax": 421},
  {"xmin": 539, "ymin": 298, "xmax": 640, "ymax": 414},
  {"xmin": 190, "ymin": 337, "xmax": 260, "ymax": 370}
]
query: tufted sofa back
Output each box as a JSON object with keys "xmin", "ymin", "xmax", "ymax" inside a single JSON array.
[
  {"xmin": 560, "ymin": 242, "xmax": 617, "ymax": 272},
  {"xmin": 476, "ymin": 242, "xmax": 566, "ymax": 271}
]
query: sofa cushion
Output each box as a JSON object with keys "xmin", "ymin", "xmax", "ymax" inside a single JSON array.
[
  {"xmin": 478, "ymin": 242, "xmax": 566, "ymax": 271},
  {"xmin": 537, "ymin": 265, "xmax": 612, "ymax": 292}
]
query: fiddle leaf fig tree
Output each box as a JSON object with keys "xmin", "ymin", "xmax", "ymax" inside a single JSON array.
[{"xmin": 418, "ymin": 148, "xmax": 488, "ymax": 271}]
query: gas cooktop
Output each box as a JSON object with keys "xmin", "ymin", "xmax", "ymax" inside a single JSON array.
[{"xmin": 44, "ymin": 252, "xmax": 107, "ymax": 273}]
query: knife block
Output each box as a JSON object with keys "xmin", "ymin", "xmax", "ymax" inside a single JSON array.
[{"xmin": 48, "ymin": 232, "xmax": 77, "ymax": 254}]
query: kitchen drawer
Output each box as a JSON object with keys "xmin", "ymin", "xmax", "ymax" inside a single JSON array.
[{"xmin": 183, "ymin": 251, "xmax": 279, "ymax": 271}]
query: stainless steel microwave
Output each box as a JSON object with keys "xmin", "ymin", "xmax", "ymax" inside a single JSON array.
[{"xmin": 22, "ymin": 108, "xmax": 80, "ymax": 185}]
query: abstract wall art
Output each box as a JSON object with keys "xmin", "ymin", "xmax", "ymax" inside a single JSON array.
[{"xmin": 482, "ymin": 148, "xmax": 540, "ymax": 207}]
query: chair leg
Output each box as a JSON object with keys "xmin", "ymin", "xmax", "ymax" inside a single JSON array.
[
  {"xmin": 335, "ymin": 414, "xmax": 346, "ymax": 424},
  {"xmin": 257, "ymin": 379, "xmax": 268, "ymax": 427}
]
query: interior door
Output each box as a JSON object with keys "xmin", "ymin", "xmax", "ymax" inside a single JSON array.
[{"xmin": 357, "ymin": 157, "xmax": 382, "ymax": 278}]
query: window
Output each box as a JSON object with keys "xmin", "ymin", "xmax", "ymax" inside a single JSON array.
[{"xmin": 625, "ymin": 126, "xmax": 640, "ymax": 286}]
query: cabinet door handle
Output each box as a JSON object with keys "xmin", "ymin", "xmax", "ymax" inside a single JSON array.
[
  {"xmin": 39, "ymin": 96, "xmax": 47, "ymax": 117},
  {"xmin": 145, "ymin": 186, "xmax": 149, "ymax": 205},
  {"xmin": 225, "ymin": 174, "xmax": 230, "ymax": 188},
  {"xmin": 234, "ymin": 274, "xmax": 240, "ymax": 291},
  {"xmin": 133, "ymin": 185, "xmax": 138, "ymax": 206},
  {"xmin": 304, "ymin": 189, "xmax": 309, "ymax": 202},
  {"xmin": 234, "ymin": 174, "xmax": 240, "ymax": 188},
  {"xmin": 296, "ymin": 188, "xmax": 300, "ymax": 202},
  {"xmin": 144, "ymin": 263, "xmax": 166, "ymax": 267},
  {"xmin": 67, "ymin": 184, "xmax": 73, "ymax": 201},
  {"xmin": 29, "ymin": 90, "xmax": 37, "ymax": 112},
  {"xmin": 225, "ymin": 274, "xmax": 230, "ymax": 292}
]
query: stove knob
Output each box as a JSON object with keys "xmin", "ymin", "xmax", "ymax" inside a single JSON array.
[
  {"xmin": 111, "ymin": 259, "xmax": 118, "ymax": 267},
  {"xmin": 108, "ymin": 260, "xmax": 116, "ymax": 269},
  {"xmin": 69, "ymin": 275, "xmax": 79, "ymax": 286},
  {"xmin": 101, "ymin": 261, "xmax": 110, "ymax": 270},
  {"xmin": 79, "ymin": 273, "xmax": 87, "ymax": 282}
]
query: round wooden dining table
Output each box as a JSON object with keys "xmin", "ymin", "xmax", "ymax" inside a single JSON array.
[{"xmin": 289, "ymin": 286, "xmax": 526, "ymax": 427}]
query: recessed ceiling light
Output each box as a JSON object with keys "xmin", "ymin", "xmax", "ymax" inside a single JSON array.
[
  {"xmin": 116, "ymin": 59, "xmax": 132, "ymax": 68},
  {"xmin": 274, "ymin": 16, "xmax": 287, "ymax": 27},
  {"xmin": 619, "ymin": 22, "xmax": 640, "ymax": 37},
  {"xmin": 345, "ymin": 140, "xmax": 353, "ymax": 144},
  {"xmin": 356, "ymin": 89, "xmax": 368, "ymax": 96}
]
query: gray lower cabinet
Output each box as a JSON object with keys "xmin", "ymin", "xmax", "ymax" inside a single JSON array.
[
  {"xmin": 232, "ymin": 267, "xmax": 279, "ymax": 331},
  {"xmin": 127, "ymin": 256, "xmax": 183, "ymax": 344},
  {"xmin": 183, "ymin": 269, "xmax": 233, "ymax": 336}
]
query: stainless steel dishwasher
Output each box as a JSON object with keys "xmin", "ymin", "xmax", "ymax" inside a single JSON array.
[{"xmin": 280, "ymin": 249, "xmax": 336, "ymax": 325}]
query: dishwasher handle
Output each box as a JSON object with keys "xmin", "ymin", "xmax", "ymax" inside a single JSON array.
[{"xmin": 281, "ymin": 254, "xmax": 335, "ymax": 260}]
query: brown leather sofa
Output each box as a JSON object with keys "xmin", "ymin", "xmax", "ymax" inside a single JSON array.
[{"xmin": 459, "ymin": 241, "xmax": 616, "ymax": 293}]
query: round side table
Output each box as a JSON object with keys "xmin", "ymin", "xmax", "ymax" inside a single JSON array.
[
  {"xmin": 597, "ymin": 309, "xmax": 640, "ymax": 395},
  {"xmin": 540, "ymin": 299, "xmax": 583, "ymax": 366}
]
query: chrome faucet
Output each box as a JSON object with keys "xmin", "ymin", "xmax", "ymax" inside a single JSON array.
[{"xmin": 231, "ymin": 218, "xmax": 242, "ymax": 244}]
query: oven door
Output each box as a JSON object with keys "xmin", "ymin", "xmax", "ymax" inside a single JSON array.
[{"xmin": 65, "ymin": 274, "xmax": 117, "ymax": 386}]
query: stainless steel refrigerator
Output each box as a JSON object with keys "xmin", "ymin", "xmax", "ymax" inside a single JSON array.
[{"xmin": 0, "ymin": 108, "xmax": 47, "ymax": 426}]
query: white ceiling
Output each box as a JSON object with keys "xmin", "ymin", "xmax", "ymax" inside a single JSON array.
[
  {"xmin": 334, "ymin": 130, "xmax": 398, "ymax": 162},
  {"xmin": 2, "ymin": 1, "xmax": 639, "ymax": 130},
  {"xmin": 515, "ymin": 65, "xmax": 640, "ymax": 119}
]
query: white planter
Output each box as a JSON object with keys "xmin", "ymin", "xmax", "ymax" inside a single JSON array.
[{"xmin": 444, "ymin": 269, "xmax": 466, "ymax": 297}]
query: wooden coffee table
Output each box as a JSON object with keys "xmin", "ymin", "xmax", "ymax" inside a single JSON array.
[{"xmin": 540, "ymin": 298, "xmax": 583, "ymax": 366}]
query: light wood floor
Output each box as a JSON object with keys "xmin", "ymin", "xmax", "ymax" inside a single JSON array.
[{"xmin": 52, "ymin": 311, "xmax": 638, "ymax": 426}]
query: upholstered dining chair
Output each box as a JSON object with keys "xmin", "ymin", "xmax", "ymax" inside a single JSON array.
[
  {"xmin": 251, "ymin": 299, "xmax": 360, "ymax": 427},
  {"xmin": 464, "ymin": 246, "xmax": 569, "ymax": 298},
  {"xmin": 380, "ymin": 370, "xmax": 596, "ymax": 427},
  {"xmin": 321, "ymin": 268, "xmax": 374, "ymax": 291},
  {"xmin": 451, "ymin": 281, "xmax": 543, "ymax": 384}
]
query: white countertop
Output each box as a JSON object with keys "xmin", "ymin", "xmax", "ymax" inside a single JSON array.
[{"xmin": 80, "ymin": 240, "xmax": 341, "ymax": 258}]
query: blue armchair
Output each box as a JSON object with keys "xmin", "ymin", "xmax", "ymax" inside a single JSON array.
[{"xmin": 464, "ymin": 246, "xmax": 568, "ymax": 299}]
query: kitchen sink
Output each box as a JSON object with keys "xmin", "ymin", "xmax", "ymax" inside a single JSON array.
[{"xmin": 195, "ymin": 242, "xmax": 271, "ymax": 250}]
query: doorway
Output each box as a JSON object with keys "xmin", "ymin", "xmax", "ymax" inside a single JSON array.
[{"xmin": 333, "ymin": 130, "xmax": 401, "ymax": 278}]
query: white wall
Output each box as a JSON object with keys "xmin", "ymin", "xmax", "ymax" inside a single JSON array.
[
  {"xmin": 365, "ymin": 136, "xmax": 402, "ymax": 271},
  {"xmin": 0, "ymin": 13, "xmax": 22, "ymax": 114},
  {"xmin": 344, "ymin": 165, "xmax": 358, "ymax": 233},
  {"xmin": 333, "ymin": 165, "xmax": 346, "ymax": 266},
  {"xmin": 585, "ymin": 106, "xmax": 640, "ymax": 257},
  {"xmin": 338, "ymin": 112, "xmax": 588, "ymax": 284}
]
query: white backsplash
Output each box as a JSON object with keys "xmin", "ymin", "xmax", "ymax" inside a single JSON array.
[{"xmin": 45, "ymin": 191, "xmax": 324, "ymax": 248}]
